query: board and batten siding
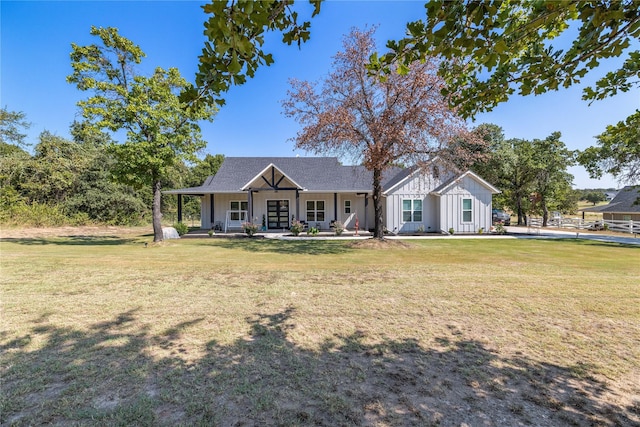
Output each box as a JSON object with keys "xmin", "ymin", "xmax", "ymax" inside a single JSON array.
[
  {"xmin": 438, "ymin": 175, "xmax": 493, "ymax": 234},
  {"xmin": 385, "ymin": 173, "xmax": 445, "ymax": 233}
]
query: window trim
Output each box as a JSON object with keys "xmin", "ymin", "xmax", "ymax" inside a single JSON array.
[
  {"xmin": 230, "ymin": 200, "xmax": 248, "ymax": 222},
  {"xmin": 402, "ymin": 199, "xmax": 423, "ymax": 223},
  {"xmin": 306, "ymin": 200, "xmax": 326, "ymax": 222},
  {"xmin": 344, "ymin": 200, "xmax": 352, "ymax": 214},
  {"xmin": 462, "ymin": 198, "xmax": 473, "ymax": 223}
]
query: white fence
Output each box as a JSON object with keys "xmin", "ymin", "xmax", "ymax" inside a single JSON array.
[{"xmin": 526, "ymin": 217, "xmax": 639, "ymax": 235}]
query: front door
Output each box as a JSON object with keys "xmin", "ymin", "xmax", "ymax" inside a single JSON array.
[{"xmin": 267, "ymin": 200, "xmax": 289, "ymax": 229}]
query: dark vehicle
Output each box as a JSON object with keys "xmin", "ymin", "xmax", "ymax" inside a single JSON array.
[{"xmin": 492, "ymin": 209, "xmax": 511, "ymax": 226}]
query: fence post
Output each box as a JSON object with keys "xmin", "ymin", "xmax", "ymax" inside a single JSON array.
[{"xmin": 630, "ymin": 219, "xmax": 634, "ymax": 234}]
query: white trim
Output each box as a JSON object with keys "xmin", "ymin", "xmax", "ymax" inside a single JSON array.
[
  {"xmin": 240, "ymin": 163, "xmax": 305, "ymax": 191},
  {"xmin": 383, "ymin": 169, "xmax": 418, "ymax": 196},
  {"xmin": 431, "ymin": 170, "xmax": 501, "ymax": 196},
  {"xmin": 461, "ymin": 198, "xmax": 473, "ymax": 223},
  {"xmin": 382, "ymin": 157, "xmax": 446, "ymax": 195},
  {"xmin": 402, "ymin": 199, "xmax": 423, "ymax": 223}
]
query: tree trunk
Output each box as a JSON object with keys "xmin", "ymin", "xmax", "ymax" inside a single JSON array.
[
  {"xmin": 541, "ymin": 195, "xmax": 549, "ymax": 227},
  {"xmin": 516, "ymin": 193, "xmax": 525, "ymax": 226},
  {"xmin": 152, "ymin": 178, "xmax": 163, "ymax": 242},
  {"xmin": 372, "ymin": 167, "xmax": 384, "ymax": 239}
]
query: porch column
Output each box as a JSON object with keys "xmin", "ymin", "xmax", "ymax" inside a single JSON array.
[
  {"xmin": 295, "ymin": 189, "xmax": 300, "ymax": 222},
  {"xmin": 248, "ymin": 190, "xmax": 254, "ymax": 222},
  {"xmin": 210, "ymin": 194, "xmax": 214, "ymax": 225},
  {"xmin": 364, "ymin": 194, "xmax": 368, "ymax": 231},
  {"xmin": 334, "ymin": 193, "xmax": 338, "ymax": 222},
  {"xmin": 177, "ymin": 194, "xmax": 183, "ymax": 222}
]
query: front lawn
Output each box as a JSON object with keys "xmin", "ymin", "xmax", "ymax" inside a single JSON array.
[{"xmin": 1, "ymin": 231, "xmax": 638, "ymax": 426}]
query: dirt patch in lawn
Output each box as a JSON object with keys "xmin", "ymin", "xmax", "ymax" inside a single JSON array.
[{"xmin": 348, "ymin": 238, "xmax": 414, "ymax": 249}]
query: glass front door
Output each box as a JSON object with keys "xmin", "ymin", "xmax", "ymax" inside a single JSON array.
[{"xmin": 267, "ymin": 200, "xmax": 289, "ymax": 229}]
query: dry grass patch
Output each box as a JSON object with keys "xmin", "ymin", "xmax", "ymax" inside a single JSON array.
[
  {"xmin": 1, "ymin": 229, "xmax": 639, "ymax": 426},
  {"xmin": 348, "ymin": 238, "xmax": 414, "ymax": 249}
]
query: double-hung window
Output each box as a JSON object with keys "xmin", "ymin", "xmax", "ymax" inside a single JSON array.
[
  {"xmin": 344, "ymin": 200, "xmax": 352, "ymax": 214},
  {"xmin": 462, "ymin": 198, "xmax": 472, "ymax": 222},
  {"xmin": 306, "ymin": 200, "xmax": 325, "ymax": 222},
  {"xmin": 230, "ymin": 201, "xmax": 248, "ymax": 221},
  {"xmin": 402, "ymin": 199, "xmax": 422, "ymax": 222}
]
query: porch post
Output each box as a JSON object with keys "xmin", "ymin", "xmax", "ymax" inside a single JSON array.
[
  {"xmin": 364, "ymin": 195, "xmax": 368, "ymax": 231},
  {"xmin": 177, "ymin": 194, "xmax": 183, "ymax": 222},
  {"xmin": 248, "ymin": 190, "xmax": 254, "ymax": 223},
  {"xmin": 210, "ymin": 194, "xmax": 214, "ymax": 225},
  {"xmin": 295, "ymin": 189, "xmax": 300, "ymax": 222},
  {"xmin": 334, "ymin": 193, "xmax": 338, "ymax": 222}
]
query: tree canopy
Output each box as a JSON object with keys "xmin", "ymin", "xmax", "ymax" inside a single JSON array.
[
  {"xmin": 0, "ymin": 107, "xmax": 31, "ymax": 148},
  {"xmin": 577, "ymin": 110, "xmax": 640, "ymax": 184},
  {"xmin": 370, "ymin": 0, "xmax": 640, "ymax": 120},
  {"xmin": 471, "ymin": 126, "xmax": 576, "ymax": 225},
  {"xmin": 68, "ymin": 26, "xmax": 216, "ymax": 241},
  {"xmin": 183, "ymin": 0, "xmax": 321, "ymax": 108}
]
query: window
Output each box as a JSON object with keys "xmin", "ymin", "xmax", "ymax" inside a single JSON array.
[
  {"xmin": 344, "ymin": 200, "xmax": 352, "ymax": 214},
  {"xmin": 306, "ymin": 200, "xmax": 325, "ymax": 222},
  {"xmin": 230, "ymin": 200, "xmax": 248, "ymax": 221},
  {"xmin": 462, "ymin": 198, "xmax": 472, "ymax": 222},
  {"xmin": 402, "ymin": 199, "xmax": 422, "ymax": 222},
  {"xmin": 623, "ymin": 215, "xmax": 631, "ymax": 221}
]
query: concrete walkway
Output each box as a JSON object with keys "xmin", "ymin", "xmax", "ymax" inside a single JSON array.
[{"xmin": 186, "ymin": 227, "xmax": 640, "ymax": 246}]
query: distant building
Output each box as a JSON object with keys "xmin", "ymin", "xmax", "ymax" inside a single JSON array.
[
  {"xmin": 604, "ymin": 191, "xmax": 619, "ymax": 201},
  {"xmin": 581, "ymin": 186, "xmax": 640, "ymax": 221}
]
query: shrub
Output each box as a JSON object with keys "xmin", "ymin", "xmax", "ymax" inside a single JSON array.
[
  {"xmin": 307, "ymin": 226, "xmax": 319, "ymax": 236},
  {"xmin": 290, "ymin": 220, "xmax": 305, "ymax": 236},
  {"xmin": 9, "ymin": 202, "xmax": 68, "ymax": 227},
  {"xmin": 242, "ymin": 222, "xmax": 258, "ymax": 236},
  {"xmin": 173, "ymin": 221, "xmax": 189, "ymax": 236},
  {"xmin": 495, "ymin": 222, "xmax": 506, "ymax": 235},
  {"xmin": 448, "ymin": 227, "xmax": 455, "ymax": 235}
]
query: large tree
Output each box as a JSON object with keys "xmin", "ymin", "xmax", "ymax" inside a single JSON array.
[
  {"xmin": 471, "ymin": 129, "xmax": 576, "ymax": 225},
  {"xmin": 68, "ymin": 26, "xmax": 216, "ymax": 242},
  {"xmin": 530, "ymin": 133, "xmax": 575, "ymax": 226},
  {"xmin": 283, "ymin": 28, "xmax": 481, "ymax": 238}
]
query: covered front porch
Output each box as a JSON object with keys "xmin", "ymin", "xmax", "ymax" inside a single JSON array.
[{"xmin": 172, "ymin": 163, "xmax": 373, "ymax": 233}]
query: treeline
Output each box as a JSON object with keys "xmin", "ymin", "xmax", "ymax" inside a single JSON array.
[
  {"xmin": 0, "ymin": 121, "xmax": 223, "ymax": 227},
  {"xmin": 466, "ymin": 124, "xmax": 579, "ymax": 226}
]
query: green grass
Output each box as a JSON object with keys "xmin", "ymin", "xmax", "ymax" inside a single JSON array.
[{"xmin": 1, "ymin": 232, "xmax": 639, "ymax": 426}]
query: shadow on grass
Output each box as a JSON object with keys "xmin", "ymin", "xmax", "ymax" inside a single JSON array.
[
  {"xmin": 210, "ymin": 238, "xmax": 354, "ymax": 255},
  {"xmin": 2, "ymin": 309, "xmax": 638, "ymax": 426},
  {"xmin": 0, "ymin": 235, "xmax": 139, "ymax": 246}
]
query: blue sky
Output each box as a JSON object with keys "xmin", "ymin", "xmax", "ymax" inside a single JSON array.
[{"xmin": 2, "ymin": 1, "xmax": 637, "ymax": 189}]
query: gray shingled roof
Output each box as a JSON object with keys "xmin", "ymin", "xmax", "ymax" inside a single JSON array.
[
  {"xmin": 166, "ymin": 157, "xmax": 408, "ymax": 194},
  {"xmin": 583, "ymin": 186, "xmax": 640, "ymax": 213}
]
